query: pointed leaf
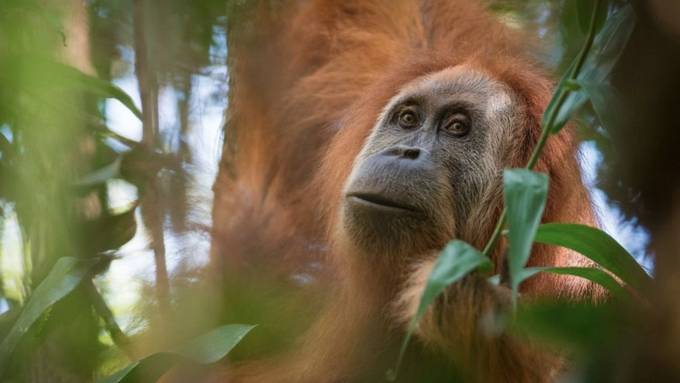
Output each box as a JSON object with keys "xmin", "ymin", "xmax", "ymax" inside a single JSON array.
[
  {"xmin": 503, "ymin": 169, "xmax": 549, "ymax": 297},
  {"xmin": 0, "ymin": 257, "xmax": 95, "ymax": 370},
  {"xmin": 389, "ymin": 240, "xmax": 491, "ymax": 381},
  {"xmin": 416, "ymin": 241, "xmax": 492, "ymax": 321},
  {"xmin": 576, "ymin": 0, "xmax": 608, "ymax": 35},
  {"xmin": 75, "ymin": 156, "xmax": 123, "ymax": 187},
  {"xmin": 0, "ymin": 56, "xmax": 142, "ymax": 119},
  {"xmin": 99, "ymin": 324, "xmax": 255, "ymax": 383},
  {"xmin": 548, "ymin": 5, "xmax": 635, "ymax": 133},
  {"xmin": 580, "ymin": 5, "xmax": 636, "ymax": 82},
  {"xmin": 576, "ymin": 81, "xmax": 624, "ymax": 131},
  {"xmin": 534, "ymin": 223, "xmax": 650, "ymax": 291},
  {"xmin": 512, "ymin": 301, "xmax": 623, "ymax": 352}
]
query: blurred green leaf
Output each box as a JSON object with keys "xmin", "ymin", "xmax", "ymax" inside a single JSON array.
[
  {"xmin": 0, "ymin": 257, "xmax": 95, "ymax": 371},
  {"xmin": 76, "ymin": 156, "xmax": 123, "ymax": 187},
  {"xmin": 577, "ymin": 0, "xmax": 607, "ymax": 35},
  {"xmin": 503, "ymin": 169, "xmax": 548, "ymax": 299},
  {"xmin": 389, "ymin": 240, "xmax": 491, "ymax": 381},
  {"xmin": 548, "ymin": 5, "xmax": 635, "ymax": 133},
  {"xmin": 518, "ymin": 266, "xmax": 626, "ymax": 297},
  {"xmin": 0, "ymin": 56, "xmax": 142, "ymax": 119},
  {"xmin": 580, "ymin": 5, "xmax": 635, "ymax": 82},
  {"xmin": 560, "ymin": 0, "xmax": 584, "ymax": 41},
  {"xmin": 576, "ymin": 81, "xmax": 624, "ymax": 131},
  {"xmin": 534, "ymin": 223, "xmax": 651, "ymax": 291},
  {"xmin": 416, "ymin": 241, "xmax": 492, "ymax": 322},
  {"xmin": 557, "ymin": 0, "xmax": 584, "ymax": 70},
  {"xmin": 74, "ymin": 71, "xmax": 142, "ymax": 120},
  {"xmin": 0, "ymin": 131, "xmax": 10, "ymax": 154},
  {"xmin": 99, "ymin": 324, "xmax": 255, "ymax": 383},
  {"xmin": 512, "ymin": 301, "xmax": 623, "ymax": 352},
  {"xmin": 95, "ymin": 128, "xmax": 140, "ymax": 149}
]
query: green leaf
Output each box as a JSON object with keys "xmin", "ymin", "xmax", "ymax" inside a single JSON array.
[
  {"xmin": 580, "ymin": 5, "xmax": 636, "ymax": 82},
  {"xmin": 547, "ymin": 5, "xmax": 635, "ymax": 133},
  {"xmin": 517, "ymin": 266, "xmax": 626, "ymax": 297},
  {"xmin": 99, "ymin": 324, "xmax": 255, "ymax": 383},
  {"xmin": 534, "ymin": 223, "xmax": 650, "ymax": 291},
  {"xmin": 415, "ymin": 241, "xmax": 492, "ymax": 321},
  {"xmin": 0, "ymin": 55, "xmax": 142, "ymax": 119},
  {"xmin": 551, "ymin": 87, "xmax": 588, "ymax": 133},
  {"xmin": 576, "ymin": 0, "xmax": 608, "ymax": 35},
  {"xmin": 75, "ymin": 156, "xmax": 123, "ymax": 187},
  {"xmin": 388, "ymin": 240, "xmax": 491, "ymax": 381},
  {"xmin": 73, "ymin": 69, "xmax": 143, "ymax": 120},
  {"xmin": 177, "ymin": 324, "xmax": 254, "ymax": 364},
  {"xmin": 0, "ymin": 131, "xmax": 10, "ymax": 154},
  {"xmin": 576, "ymin": 81, "xmax": 624, "ymax": 131},
  {"xmin": 503, "ymin": 169, "xmax": 549, "ymax": 298},
  {"xmin": 512, "ymin": 301, "xmax": 623, "ymax": 352},
  {"xmin": 559, "ymin": 0, "xmax": 584, "ymax": 54},
  {"xmin": 0, "ymin": 257, "xmax": 95, "ymax": 370}
]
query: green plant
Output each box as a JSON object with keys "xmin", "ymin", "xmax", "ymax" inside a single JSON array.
[
  {"xmin": 0, "ymin": 2, "xmax": 252, "ymax": 379},
  {"xmin": 390, "ymin": 1, "xmax": 647, "ymax": 379}
]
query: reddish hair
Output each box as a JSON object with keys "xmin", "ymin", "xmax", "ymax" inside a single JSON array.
[{"xmin": 210, "ymin": 1, "xmax": 600, "ymax": 381}]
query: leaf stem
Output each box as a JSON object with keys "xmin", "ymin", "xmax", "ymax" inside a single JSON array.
[
  {"xmin": 482, "ymin": 209, "xmax": 506, "ymax": 256},
  {"xmin": 482, "ymin": 0, "xmax": 603, "ymax": 259}
]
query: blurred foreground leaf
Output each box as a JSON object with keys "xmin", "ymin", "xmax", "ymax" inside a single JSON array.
[
  {"xmin": 576, "ymin": 0, "xmax": 607, "ymax": 35},
  {"xmin": 0, "ymin": 257, "xmax": 96, "ymax": 371},
  {"xmin": 579, "ymin": 5, "xmax": 635, "ymax": 83},
  {"xmin": 512, "ymin": 301, "xmax": 624, "ymax": 352},
  {"xmin": 503, "ymin": 169, "xmax": 548, "ymax": 300},
  {"xmin": 415, "ymin": 241, "xmax": 492, "ymax": 322},
  {"xmin": 389, "ymin": 240, "xmax": 491, "ymax": 381},
  {"xmin": 99, "ymin": 324, "xmax": 255, "ymax": 383},
  {"xmin": 534, "ymin": 223, "xmax": 651, "ymax": 291},
  {"xmin": 547, "ymin": 5, "xmax": 635, "ymax": 133},
  {"xmin": 0, "ymin": 56, "xmax": 142, "ymax": 119},
  {"xmin": 575, "ymin": 81, "xmax": 624, "ymax": 131},
  {"xmin": 76, "ymin": 156, "xmax": 123, "ymax": 187}
]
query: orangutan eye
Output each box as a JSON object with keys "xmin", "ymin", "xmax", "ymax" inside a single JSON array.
[
  {"xmin": 397, "ymin": 108, "xmax": 420, "ymax": 129},
  {"xmin": 441, "ymin": 112, "xmax": 470, "ymax": 137}
]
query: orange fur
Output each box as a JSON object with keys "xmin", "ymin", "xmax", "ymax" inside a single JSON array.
[{"xmin": 210, "ymin": 1, "xmax": 601, "ymax": 382}]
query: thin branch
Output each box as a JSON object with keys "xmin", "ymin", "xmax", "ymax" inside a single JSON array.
[
  {"xmin": 133, "ymin": 0, "xmax": 158, "ymax": 148},
  {"xmin": 133, "ymin": 0, "xmax": 171, "ymax": 321}
]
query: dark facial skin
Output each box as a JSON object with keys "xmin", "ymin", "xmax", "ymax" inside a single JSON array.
[{"xmin": 341, "ymin": 67, "xmax": 519, "ymax": 257}]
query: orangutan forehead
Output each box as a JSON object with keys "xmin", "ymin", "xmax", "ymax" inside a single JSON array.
[{"xmin": 383, "ymin": 65, "xmax": 516, "ymax": 119}]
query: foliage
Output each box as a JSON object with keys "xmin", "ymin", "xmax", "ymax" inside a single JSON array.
[
  {"xmin": 503, "ymin": 169, "xmax": 549, "ymax": 301},
  {"xmin": 393, "ymin": 1, "xmax": 645, "ymax": 380},
  {"xmin": 100, "ymin": 324, "xmax": 254, "ymax": 383},
  {"xmin": 0, "ymin": 0, "xmax": 655, "ymax": 382},
  {"xmin": 0, "ymin": 257, "xmax": 98, "ymax": 370},
  {"xmin": 0, "ymin": 0, "xmax": 250, "ymax": 381}
]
